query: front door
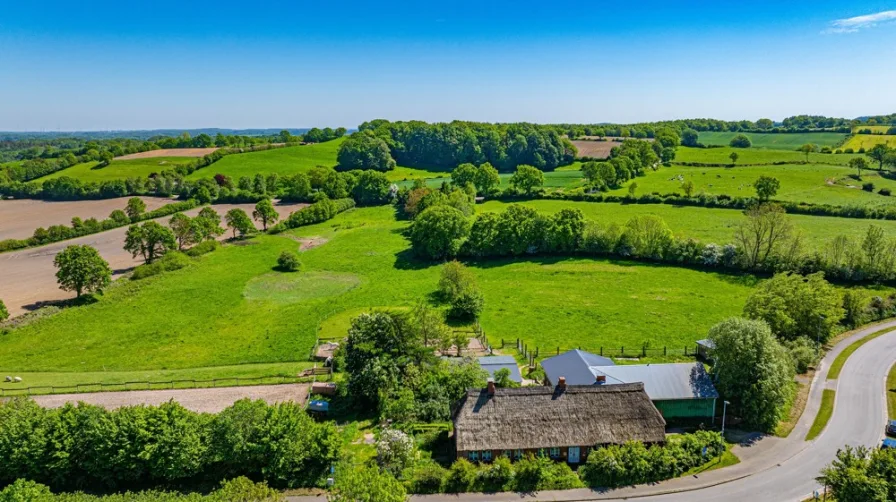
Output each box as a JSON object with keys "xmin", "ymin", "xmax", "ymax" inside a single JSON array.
[{"xmin": 568, "ymin": 446, "xmax": 580, "ymax": 463}]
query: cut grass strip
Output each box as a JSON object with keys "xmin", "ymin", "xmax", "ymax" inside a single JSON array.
[
  {"xmin": 775, "ymin": 380, "xmax": 808, "ymax": 438},
  {"xmin": 828, "ymin": 327, "xmax": 895, "ymax": 380},
  {"xmin": 806, "ymin": 389, "xmax": 836, "ymax": 441}
]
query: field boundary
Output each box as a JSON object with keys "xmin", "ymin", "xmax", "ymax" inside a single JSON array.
[
  {"xmin": 508, "ymin": 338, "xmax": 701, "ymax": 365},
  {"xmin": 0, "ymin": 374, "xmax": 311, "ymax": 397}
]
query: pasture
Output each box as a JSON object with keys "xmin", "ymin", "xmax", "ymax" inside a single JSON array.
[
  {"xmin": 610, "ymin": 163, "xmax": 896, "ymax": 207},
  {"xmin": 0, "ymin": 205, "xmax": 765, "ymax": 382},
  {"xmin": 398, "ymin": 167, "xmax": 586, "ymax": 190},
  {"xmin": 841, "ymin": 134, "xmax": 896, "ymax": 152},
  {"xmin": 696, "ymin": 132, "xmax": 847, "ymax": 149},
  {"xmin": 39, "ymin": 158, "xmax": 194, "ymax": 182},
  {"xmin": 674, "ymin": 146, "xmax": 862, "ymax": 166},
  {"xmin": 116, "ymin": 148, "xmax": 219, "ymax": 160},
  {"xmin": 479, "ymin": 199, "xmax": 896, "ymax": 248}
]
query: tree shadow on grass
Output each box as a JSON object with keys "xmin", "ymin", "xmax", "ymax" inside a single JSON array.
[
  {"xmin": 21, "ymin": 294, "xmax": 99, "ymax": 312},
  {"xmin": 393, "ymin": 248, "xmax": 441, "ymax": 271}
]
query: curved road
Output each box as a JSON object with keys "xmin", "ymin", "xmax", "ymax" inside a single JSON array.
[{"xmin": 289, "ymin": 321, "xmax": 896, "ymax": 502}]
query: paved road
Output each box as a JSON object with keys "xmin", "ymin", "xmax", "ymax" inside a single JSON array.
[
  {"xmin": 0, "ymin": 201, "xmax": 306, "ymax": 317},
  {"xmin": 290, "ymin": 321, "xmax": 896, "ymax": 502}
]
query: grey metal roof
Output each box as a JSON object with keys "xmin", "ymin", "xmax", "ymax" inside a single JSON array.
[
  {"xmin": 696, "ymin": 339, "xmax": 716, "ymax": 349},
  {"xmin": 593, "ymin": 363, "xmax": 718, "ymax": 400},
  {"xmin": 478, "ymin": 356, "xmax": 522, "ymax": 383},
  {"xmin": 541, "ymin": 349, "xmax": 615, "ymax": 386}
]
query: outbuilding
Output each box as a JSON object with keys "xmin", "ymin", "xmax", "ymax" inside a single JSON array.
[{"xmin": 477, "ymin": 356, "xmax": 523, "ymax": 384}]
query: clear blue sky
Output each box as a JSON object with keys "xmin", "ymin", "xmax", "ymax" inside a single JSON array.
[{"xmin": 1, "ymin": 0, "xmax": 894, "ymax": 130}]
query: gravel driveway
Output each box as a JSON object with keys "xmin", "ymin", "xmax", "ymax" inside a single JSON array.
[{"xmin": 31, "ymin": 383, "xmax": 309, "ymax": 413}]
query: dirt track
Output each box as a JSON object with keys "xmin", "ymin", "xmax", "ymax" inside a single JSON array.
[
  {"xmin": 115, "ymin": 148, "xmax": 219, "ymax": 160},
  {"xmin": 0, "ymin": 197, "xmax": 173, "ymax": 241},
  {"xmin": 32, "ymin": 383, "xmax": 309, "ymax": 413},
  {"xmin": 0, "ymin": 201, "xmax": 307, "ymax": 317},
  {"xmin": 571, "ymin": 140, "xmax": 622, "ymax": 159}
]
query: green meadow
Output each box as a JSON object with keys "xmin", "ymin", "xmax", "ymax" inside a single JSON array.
[
  {"xmin": 696, "ymin": 132, "xmax": 847, "ymax": 149},
  {"xmin": 38, "ymin": 158, "xmax": 192, "ymax": 182},
  {"xmin": 479, "ymin": 199, "xmax": 896, "ymax": 248},
  {"xmin": 609, "ymin": 163, "xmax": 896, "ymax": 207},
  {"xmin": 0, "ymin": 205, "xmax": 759, "ymax": 382},
  {"xmin": 674, "ymin": 146, "xmax": 862, "ymax": 166}
]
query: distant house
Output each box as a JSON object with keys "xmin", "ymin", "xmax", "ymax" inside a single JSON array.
[
  {"xmin": 477, "ymin": 356, "xmax": 522, "ymax": 384},
  {"xmin": 541, "ymin": 350, "xmax": 718, "ymax": 419},
  {"xmin": 452, "ymin": 379, "xmax": 665, "ymax": 464}
]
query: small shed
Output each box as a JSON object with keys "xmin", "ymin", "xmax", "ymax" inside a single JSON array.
[
  {"xmin": 477, "ymin": 356, "xmax": 522, "ymax": 384},
  {"xmin": 311, "ymin": 382, "xmax": 338, "ymax": 396},
  {"xmin": 315, "ymin": 342, "xmax": 340, "ymax": 361},
  {"xmin": 696, "ymin": 339, "xmax": 716, "ymax": 360}
]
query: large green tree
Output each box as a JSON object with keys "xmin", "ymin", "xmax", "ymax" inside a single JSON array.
[
  {"xmin": 708, "ymin": 317, "xmax": 794, "ymax": 432},
  {"xmin": 848, "ymin": 157, "xmax": 868, "ymax": 177},
  {"xmin": 410, "ymin": 205, "xmax": 470, "ymax": 259},
  {"xmin": 743, "ymin": 272, "xmax": 844, "ymax": 343},
  {"xmin": 473, "ymin": 162, "xmax": 501, "ymax": 195},
  {"xmin": 351, "ymin": 170, "xmax": 391, "ymax": 206},
  {"xmin": 225, "ymin": 208, "xmax": 254, "ymax": 239},
  {"xmin": 818, "ymin": 446, "xmax": 895, "ymax": 502},
  {"xmin": 252, "ymin": 199, "xmax": 279, "ymax": 231},
  {"xmin": 509, "ymin": 164, "xmax": 544, "ymax": 194},
  {"xmin": 753, "ymin": 175, "xmax": 780, "ymax": 201},
  {"xmin": 124, "ymin": 221, "xmax": 176, "ymax": 264},
  {"xmin": 867, "ymin": 144, "xmax": 890, "ymax": 170},
  {"xmin": 169, "ymin": 213, "xmax": 197, "ymax": 250},
  {"xmin": 336, "ymin": 132, "xmax": 396, "ymax": 172},
  {"xmin": 125, "ymin": 197, "xmax": 146, "ymax": 221},
  {"xmin": 53, "ymin": 245, "xmax": 112, "ymax": 298}
]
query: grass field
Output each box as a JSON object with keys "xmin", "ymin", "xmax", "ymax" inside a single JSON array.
[
  {"xmin": 398, "ymin": 168, "xmax": 586, "ymax": 190},
  {"xmin": 806, "ymin": 389, "xmax": 835, "ymax": 441},
  {"xmin": 37, "ymin": 158, "xmax": 194, "ymax": 182},
  {"xmin": 0, "ymin": 205, "xmax": 765, "ymax": 380},
  {"xmin": 609, "ymin": 163, "xmax": 896, "ymax": 207},
  {"xmin": 675, "ymin": 146, "xmax": 862, "ymax": 166},
  {"xmin": 841, "ymin": 134, "xmax": 896, "ymax": 152},
  {"xmin": 697, "ymin": 132, "xmax": 847, "ymax": 149},
  {"xmin": 479, "ymin": 199, "xmax": 896, "ymax": 249}
]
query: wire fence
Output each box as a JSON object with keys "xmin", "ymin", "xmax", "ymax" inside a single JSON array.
[
  {"xmin": 505, "ymin": 338, "xmax": 705, "ymax": 366},
  {"xmin": 0, "ymin": 374, "xmax": 311, "ymax": 397}
]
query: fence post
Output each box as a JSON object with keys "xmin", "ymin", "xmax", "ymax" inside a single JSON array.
[
  {"xmin": 557, "ymin": 346, "xmax": 560, "ymax": 355},
  {"xmin": 642, "ymin": 346, "xmax": 646, "ymax": 357},
  {"xmin": 621, "ymin": 346, "xmax": 624, "ymax": 356},
  {"xmin": 664, "ymin": 346, "xmax": 667, "ymax": 356},
  {"xmin": 600, "ymin": 347, "xmax": 603, "ymax": 356}
]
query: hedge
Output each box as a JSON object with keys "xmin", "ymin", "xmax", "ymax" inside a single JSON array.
[
  {"xmin": 268, "ymin": 198, "xmax": 356, "ymax": 234},
  {"xmin": 0, "ymin": 398, "xmax": 339, "ymax": 492},
  {"xmin": 0, "ymin": 477, "xmax": 283, "ymax": 501}
]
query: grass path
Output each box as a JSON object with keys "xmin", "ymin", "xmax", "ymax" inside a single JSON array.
[{"xmin": 806, "ymin": 389, "xmax": 835, "ymax": 440}]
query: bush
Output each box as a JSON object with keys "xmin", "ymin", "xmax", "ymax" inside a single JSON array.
[
  {"xmin": 185, "ymin": 239, "xmax": 218, "ymax": 257},
  {"xmin": 476, "ymin": 456, "xmax": 514, "ymax": 492},
  {"xmin": 445, "ymin": 458, "xmax": 477, "ymax": 493},
  {"xmin": 880, "ymin": 188, "xmax": 892, "ymax": 196},
  {"xmin": 863, "ymin": 183, "xmax": 875, "ymax": 192},
  {"xmin": 729, "ymin": 134, "xmax": 752, "ymax": 148},
  {"xmin": 130, "ymin": 251, "xmax": 192, "ymax": 280},
  {"xmin": 448, "ymin": 289, "xmax": 484, "ymax": 320},
  {"xmin": 403, "ymin": 461, "xmax": 447, "ymax": 494},
  {"xmin": 276, "ymin": 250, "xmax": 301, "ymax": 272},
  {"xmin": 783, "ymin": 337, "xmax": 819, "ymax": 374}
]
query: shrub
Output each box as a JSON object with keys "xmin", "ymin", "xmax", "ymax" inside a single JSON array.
[
  {"xmin": 185, "ymin": 239, "xmax": 218, "ymax": 257},
  {"xmin": 445, "ymin": 458, "xmax": 477, "ymax": 493},
  {"xmin": 448, "ymin": 289, "xmax": 484, "ymax": 320},
  {"xmin": 880, "ymin": 188, "xmax": 891, "ymax": 196},
  {"xmin": 0, "ymin": 299, "xmax": 7, "ymax": 322},
  {"xmin": 729, "ymin": 134, "xmax": 752, "ymax": 148},
  {"xmin": 276, "ymin": 250, "xmax": 301, "ymax": 272},
  {"xmin": 130, "ymin": 251, "xmax": 192, "ymax": 280},
  {"xmin": 403, "ymin": 461, "xmax": 447, "ymax": 494},
  {"xmin": 376, "ymin": 429, "xmax": 415, "ymax": 475},
  {"xmin": 476, "ymin": 456, "xmax": 514, "ymax": 492},
  {"xmin": 783, "ymin": 337, "xmax": 819, "ymax": 374},
  {"xmin": 863, "ymin": 183, "xmax": 875, "ymax": 192}
]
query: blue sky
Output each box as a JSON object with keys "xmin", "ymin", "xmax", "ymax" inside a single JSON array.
[{"xmin": 0, "ymin": 0, "xmax": 894, "ymax": 130}]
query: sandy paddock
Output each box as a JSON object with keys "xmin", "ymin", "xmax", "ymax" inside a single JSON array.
[
  {"xmin": 0, "ymin": 197, "xmax": 173, "ymax": 241},
  {"xmin": 115, "ymin": 148, "xmax": 219, "ymax": 160}
]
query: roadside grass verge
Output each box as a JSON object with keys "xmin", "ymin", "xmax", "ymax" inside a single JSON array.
[
  {"xmin": 775, "ymin": 380, "xmax": 808, "ymax": 438},
  {"xmin": 806, "ymin": 389, "xmax": 836, "ymax": 441},
  {"xmin": 683, "ymin": 447, "xmax": 740, "ymax": 476},
  {"xmin": 827, "ymin": 327, "xmax": 896, "ymax": 380}
]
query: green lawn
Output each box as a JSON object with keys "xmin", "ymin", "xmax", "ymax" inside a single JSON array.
[
  {"xmin": 697, "ymin": 132, "xmax": 847, "ymax": 149},
  {"xmin": 479, "ymin": 199, "xmax": 896, "ymax": 249},
  {"xmin": 806, "ymin": 389, "xmax": 835, "ymax": 441},
  {"xmin": 608, "ymin": 163, "xmax": 896, "ymax": 207},
  {"xmin": 38, "ymin": 158, "xmax": 194, "ymax": 182},
  {"xmin": 0, "ymin": 205, "xmax": 763, "ymax": 380},
  {"xmin": 675, "ymin": 146, "xmax": 862, "ymax": 166}
]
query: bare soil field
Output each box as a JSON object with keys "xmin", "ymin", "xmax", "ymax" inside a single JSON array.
[
  {"xmin": 0, "ymin": 201, "xmax": 307, "ymax": 317},
  {"xmin": 571, "ymin": 139, "xmax": 622, "ymax": 159},
  {"xmin": 115, "ymin": 148, "xmax": 219, "ymax": 160},
  {"xmin": 0, "ymin": 197, "xmax": 173, "ymax": 241},
  {"xmin": 31, "ymin": 383, "xmax": 309, "ymax": 413}
]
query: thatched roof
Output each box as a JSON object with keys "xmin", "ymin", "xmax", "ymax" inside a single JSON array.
[{"xmin": 454, "ymin": 383, "xmax": 666, "ymax": 452}]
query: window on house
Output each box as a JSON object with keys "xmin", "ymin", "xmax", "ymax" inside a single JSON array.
[
  {"xmin": 482, "ymin": 450, "xmax": 492, "ymax": 461},
  {"xmin": 549, "ymin": 447, "xmax": 561, "ymax": 458},
  {"xmin": 514, "ymin": 449, "xmax": 523, "ymax": 460},
  {"xmin": 469, "ymin": 451, "xmax": 479, "ymax": 461}
]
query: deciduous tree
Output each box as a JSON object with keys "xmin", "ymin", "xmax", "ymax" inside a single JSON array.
[
  {"xmin": 169, "ymin": 213, "xmax": 197, "ymax": 250},
  {"xmin": 225, "ymin": 208, "xmax": 254, "ymax": 239},
  {"xmin": 252, "ymin": 199, "xmax": 279, "ymax": 231},
  {"xmin": 125, "ymin": 197, "xmax": 146, "ymax": 221},
  {"xmin": 735, "ymin": 203, "xmax": 792, "ymax": 269},
  {"xmin": 410, "ymin": 205, "xmax": 470, "ymax": 259},
  {"xmin": 753, "ymin": 175, "xmax": 780, "ymax": 201},
  {"xmin": 509, "ymin": 165, "xmax": 544, "ymax": 195},
  {"xmin": 53, "ymin": 244, "xmax": 111, "ymax": 298},
  {"xmin": 124, "ymin": 221, "xmax": 177, "ymax": 264},
  {"xmin": 729, "ymin": 152, "xmax": 739, "ymax": 165},
  {"xmin": 798, "ymin": 143, "xmax": 818, "ymax": 161},
  {"xmin": 848, "ymin": 157, "xmax": 868, "ymax": 177},
  {"xmin": 868, "ymin": 144, "xmax": 890, "ymax": 170}
]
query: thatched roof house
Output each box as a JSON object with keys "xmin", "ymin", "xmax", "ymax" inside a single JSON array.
[{"xmin": 453, "ymin": 380, "xmax": 665, "ymax": 463}]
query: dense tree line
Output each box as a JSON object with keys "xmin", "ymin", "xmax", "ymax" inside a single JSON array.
[
  {"xmin": 0, "ymin": 477, "xmax": 283, "ymax": 501},
  {"xmin": 0, "ymin": 398, "xmax": 339, "ymax": 492},
  {"xmin": 339, "ymin": 120, "xmax": 578, "ymax": 172},
  {"xmin": 819, "ymin": 445, "xmax": 896, "ymax": 501}
]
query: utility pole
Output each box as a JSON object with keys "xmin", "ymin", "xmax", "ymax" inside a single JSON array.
[{"xmin": 721, "ymin": 400, "xmax": 730, "ymax": 436}]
